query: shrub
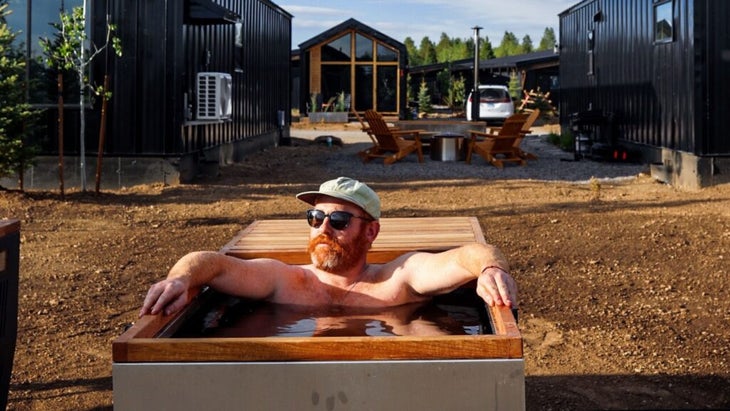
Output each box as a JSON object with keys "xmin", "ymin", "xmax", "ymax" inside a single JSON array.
[
  {"xmin": 417, "ymin": 80, "xmax": 432, "ymax": 115},
  {"xmin": 0, "ymin": 1, "xmax": 39, "ymax": 184},
  {"xmin": 443, "ymin": 74, "xmax": 465, "ymax": 111},
  {"xmin": 546, "ymin": 130, "xmax": 575, "ymax": 152},
  {"xmin": 560, "ymin": 130, "xmax": 574, "ymax": 151}
]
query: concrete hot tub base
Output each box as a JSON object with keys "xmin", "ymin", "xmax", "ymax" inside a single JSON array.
[{"xmin": 114, "ymin": 359, "xmax": 522, "ymax": 410}]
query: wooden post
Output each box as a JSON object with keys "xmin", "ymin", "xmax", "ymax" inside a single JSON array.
[
  {"xmin": 95, "ymin": 75, "xmax": 110, "ymax": 194},
  {"xmin": 58, "ymin": 73, "xmax": 65, "ymax": 199},
  {"xmin": 471, "ymin": 26, "xmax": 482, "ymax": 122}
]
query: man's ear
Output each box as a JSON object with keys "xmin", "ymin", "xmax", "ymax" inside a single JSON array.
[{"xmin": 365, "ymin": 221, "xmax": 380, "ymax": 243}]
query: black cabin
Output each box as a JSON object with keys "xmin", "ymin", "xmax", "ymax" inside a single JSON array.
[
  {"xmin": 558, "ymin": 0, "xmax": 730, "ymax": 188},
  {"xmin": 10, "ymin": 0, "xmax": 292, "ymax": 188}
]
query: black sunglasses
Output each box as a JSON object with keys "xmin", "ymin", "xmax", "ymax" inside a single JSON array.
[{"xmin": 306, "ymin": 209, "xmax": 372, "ymax": 230}]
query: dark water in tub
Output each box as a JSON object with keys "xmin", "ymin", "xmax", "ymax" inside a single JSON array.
[{"xmin": 173, "ymin": 290, "xmax": 493, "ymax": 338}]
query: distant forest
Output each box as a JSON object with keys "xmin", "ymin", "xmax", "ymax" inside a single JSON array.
[{"xmin": 404, "ymin": 27, "xmax": 557, "ymax": 66}]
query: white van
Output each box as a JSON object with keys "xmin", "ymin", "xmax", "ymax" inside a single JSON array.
[{"xmin": 465, "ymin": 85, "xmax": 514, "ymax": 122}]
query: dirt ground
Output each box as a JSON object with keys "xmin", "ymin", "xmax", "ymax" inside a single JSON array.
[{"xmin": 2, "ymin": 121, "xmax": 729, "ymax": 410}]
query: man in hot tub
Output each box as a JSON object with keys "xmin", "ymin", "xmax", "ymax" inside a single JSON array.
[{"xmin": 139, "ymin": 176, "xmax": 517, "ymax": 317}]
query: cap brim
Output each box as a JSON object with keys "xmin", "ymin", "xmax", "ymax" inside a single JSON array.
[
  {"xmin": 295, "ymin": 191, "xmax": 320, "ymax": 206},
  {"xmin": 296, "ymin": 191, "xmax": 371, "ymax": 217}
]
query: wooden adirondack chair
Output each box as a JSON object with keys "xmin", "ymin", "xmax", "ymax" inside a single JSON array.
[
  {"xmin": 466, "ymin": 113, "xmax": 529, "ymax": 169},
  {"xmin": 352, "ymin": 109, "xmax": 379, "ymax": 160},
  {"xmin": 488, "ymin": 109, "xmax": 541, "ymax": 160},
  {"xmin": 361, "ymin": 110, "xmax": 424, "ymax": 165}
]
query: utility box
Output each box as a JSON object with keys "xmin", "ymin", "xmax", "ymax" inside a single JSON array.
[
  {"xmin": 0, "ymin": 219, "xmax": 20, "ymax": 410},
  {"xmin": 196, "ymin": 72, "xmax": 232, "ymax": 120}
]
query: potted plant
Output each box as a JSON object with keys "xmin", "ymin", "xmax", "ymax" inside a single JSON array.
[{"xmin": 308, "ymin": 91, "xmax": 348, "ymax": 123}]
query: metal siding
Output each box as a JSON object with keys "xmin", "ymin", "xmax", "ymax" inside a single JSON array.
[
  {"xmin": 106, "ymin": 0, "xmax": 139, "ymax": 154},
  {"xmin": 95, "ymin": 0, "xmax": 177, "ymax": 155},
  {"xmin": 702, "ymin": 0, "xmax": 730, "ymax": 154},
  {"xmin": 137, "ymin": 0, "xmax": 171, "ymax": 154},
  {"xmin": 559, "ymin": 1, "xmax": 600, "ymax": 115},
  {"xmin": 560, "ymin": 0, "xmax": 727, "ymax": 156},
  {"xmin": 166, "ymin": 1, "xmax": 186, "ymax": 154},
  {"xmin": 95, "ymin": 0, "xmax": 290, "ymax": 156}
]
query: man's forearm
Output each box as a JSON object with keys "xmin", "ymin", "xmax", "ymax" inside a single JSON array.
[
  {"xmin": 457, "ymin": 243, "xmax": 510, "ymax": 277},
  {"xmin": 167, "ymin": 251, "xmax": 227, "ymax": 289}
]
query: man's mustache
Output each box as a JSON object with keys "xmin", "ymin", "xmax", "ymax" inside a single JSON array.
[{"xmin": 308, "ymin": 234, "xmax": 344, "ymax": 253}]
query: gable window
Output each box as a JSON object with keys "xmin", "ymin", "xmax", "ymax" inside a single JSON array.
[
  {"xmin": 355, "ymin": 34, "xmax": 373, "ymax": 61},
  {"xmin": 322, "ymin": 34, "xmax": 352, "ymax": 62},
  {"xmin": 654, "ymin": 1, "xmax": 674, "ymax": 43},
  {"xmin": 377, "ymin": 44, "xmax": 397, "ymax": 62},
  {"xmin": 314, "ymin": 30, "xmax": 400, "ymax": 114}
]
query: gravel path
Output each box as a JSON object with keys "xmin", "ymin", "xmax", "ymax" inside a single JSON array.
[{"xmin": 291, "ymin": 128, "xmax": 649, "ymax": 184}]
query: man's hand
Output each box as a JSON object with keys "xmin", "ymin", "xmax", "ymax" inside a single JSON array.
[
  {"xmin": 476, "ymin": 266, "xmax": 518, "ymax": 308},
  {"xmin": 139, "ymin": 278, "xmax": 193, "ymax": 317}
]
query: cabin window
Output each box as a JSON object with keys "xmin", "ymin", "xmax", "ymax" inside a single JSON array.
[
  {"xmin": 235, "ymin": 22, "xmax": 243, "ymax": 47},
  {"xmin": 377, "ymin": 44, "xmax": 398, "ymax": 62},
  {"xmin": 234, "ymin": 22, "xmax": 243, "ymax": 72},
  {"xmin": 654, "ymin": 1, "xmax": 674, "ymax": 43},
  {"xmin": 315, "ymin": 30, "xmax": 401, "ymax": 113},
  {"xmin": 322, "ymin": 34, "xmax": 352, "ymax": 62},
  {"xmin": 587, "ymin": 30, "xmax": 595, "ymax": 76},
  {"xmin": 377, "ymin": 66, "xmax": 397, "ymax": 112},
  {"xmin": 355, "ymin": 34, "xmax": 373, "ymax": 62}
]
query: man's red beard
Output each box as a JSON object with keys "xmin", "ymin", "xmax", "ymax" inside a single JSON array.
[{"xmin": 307, "ymin": 228, "xmax": 369, "ymax": 272}]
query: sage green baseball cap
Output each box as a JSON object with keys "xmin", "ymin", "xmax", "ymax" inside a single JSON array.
[{"xmin": 296, "ymin": 177, "xmax": 381, "ymax": 219}]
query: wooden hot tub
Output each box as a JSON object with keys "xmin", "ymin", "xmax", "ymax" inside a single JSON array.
[{"xmin": 112, "ymin": 217, "xmax": 524, "ymax": 410}]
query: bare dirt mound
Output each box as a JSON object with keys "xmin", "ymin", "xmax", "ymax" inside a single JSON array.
[{"xmin": 2, "ymin": 125, "xmax": 729, "ymax": 410}]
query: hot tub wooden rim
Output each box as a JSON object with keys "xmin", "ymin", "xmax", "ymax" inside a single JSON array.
[
  {"xmin": 113, "ymin": 304, "xmax": 522, "ymax": 363},
  {"xmin": 113, "ymin": 334, "xmax": 523, "ymax": 363}
]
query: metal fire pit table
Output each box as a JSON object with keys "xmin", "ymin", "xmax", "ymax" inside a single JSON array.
[{"xmin": 430, "ymin": 133, "xmax": 466, "ymax": 161}]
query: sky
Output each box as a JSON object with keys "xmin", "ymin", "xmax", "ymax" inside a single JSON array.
[{"xmin": 281, "ymin": 0, "xmax": 578, "ymax": 48}]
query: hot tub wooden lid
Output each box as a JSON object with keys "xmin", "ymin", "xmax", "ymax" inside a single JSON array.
[{"xmin": 220, "ymin": 216, "xmax": 486, "ymax": 264}]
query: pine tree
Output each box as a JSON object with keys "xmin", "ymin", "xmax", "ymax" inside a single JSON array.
[
  {"xmin": 417, "ymin": 80, "xmax": 432, "ymax": 116},
  {"xmin": 494, "ymin": 32, "xmax": 522, "ymax": 57},
  {"xmin": 418, "ymin": 37, "xmax": 437, "ymax": 65},
  {"xmin": 404, "ymin": 37, "xmax": 420, "ymax": 66},
  {"xmin": 479, "ymin": 36, "xmax": 495, "ymax": 60},
  {"xmin": 538, "ymin": 28, "xmax": 557, "ymax": 51},
  {"xmin": 0, "ymin": 1, "xmax": 38, "ymax": 186},
  {"xmin": 521, "ymin": 35, "xmax": 534, "ymax": 53}
]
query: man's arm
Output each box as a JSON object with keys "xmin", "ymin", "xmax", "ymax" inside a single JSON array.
[
  {"xmin": 139, "ymin": 251, "xmax": 287, "ymax": 317},
  {"xmin": 396, "ymin": 243, "xmax": 517, "ymax": 307}
]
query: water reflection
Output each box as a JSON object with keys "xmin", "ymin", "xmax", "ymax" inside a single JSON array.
[{"xmin": 174, "ymin": 293, "xmax": 489, "ymax": 338}]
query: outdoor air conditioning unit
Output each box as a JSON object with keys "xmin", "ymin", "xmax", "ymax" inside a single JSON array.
[{"xmin": 196, "ymin": 72, "xmax": 232, "ymax": 120}]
